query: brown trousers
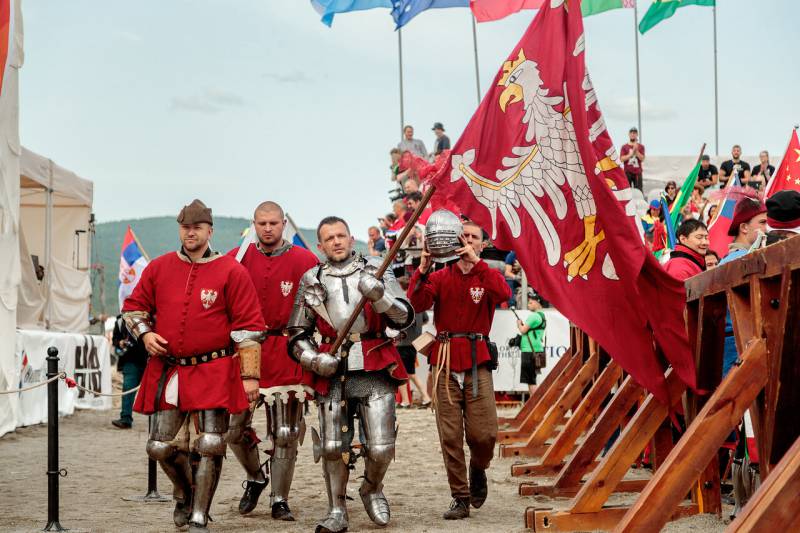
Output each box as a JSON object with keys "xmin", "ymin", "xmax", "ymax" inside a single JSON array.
[{"xmin": 433, "ymin": 365, "xmax": 498, "ymax": 499}]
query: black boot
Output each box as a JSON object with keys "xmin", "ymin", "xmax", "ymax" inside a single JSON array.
[
  {"xmin": 271, "ymin": 500, "xmax": 295, "ymax": 521},
  {"xmin": 443, "ymin": 497, "xmax": 470, "ymax": 520},
  {"xmin": 238, "ymin": 479, "xmax": 268, "ymax": 515},
  {"xmin": 469, "ymin": 465, "xmax": 488, "ymax": 509}
]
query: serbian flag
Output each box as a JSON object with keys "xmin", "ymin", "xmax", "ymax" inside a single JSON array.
[
  {"xmin": 118, "ymin": 226, "xmax": 149, "ymax": 310},
  {"xmin": 430, "ymin": 0, "xmax": 695, "ymax": 403},
  {"xmin": 471, "ymin": 0, "xmax": 545, "ymax": 22},
  {"xmin": 765, "ymin": 128, "xmax": 800, "ymax": 197},
  {"xmin": 283, "ymin": 214, "xmax": 310, "ymax": 249}
]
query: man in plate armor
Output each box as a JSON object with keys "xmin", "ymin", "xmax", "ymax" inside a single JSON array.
[
  {"xmin": 122, "ymin": 200, "xmax": 265, "ymax": 532},
  {"xmin": 226, "ymin": 201, "xmax": 319, "ymax": 520},
  {"xmin": 287, "ymin": 215, "xmax": 413, "ymax": 533}
]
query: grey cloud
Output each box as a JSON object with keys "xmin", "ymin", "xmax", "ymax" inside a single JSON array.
[
  {"xmin": 263, "ymin": 71, "xmax": 314, "ymax": 84},
  {"xmin": 169, "ymin": 89, "xmax": 246, "ymax": 114}
]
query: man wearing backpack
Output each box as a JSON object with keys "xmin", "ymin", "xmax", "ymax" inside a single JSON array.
[{"xmin": 516, "ymin": 296, "xmax": 546, "ymax": 395}]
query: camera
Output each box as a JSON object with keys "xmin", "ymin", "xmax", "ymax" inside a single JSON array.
[{"xmin": 388, "ymin": 186, "xmax": 406, "ymax": 203}]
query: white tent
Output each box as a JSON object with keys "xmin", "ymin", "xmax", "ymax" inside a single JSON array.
[
  {"xmin": 0, "ymin": 0, "xmax": 24, "ymax": 437},
  {"xmin": 17, "ymin": 146, "xmax": 93, "ymax": 331}
]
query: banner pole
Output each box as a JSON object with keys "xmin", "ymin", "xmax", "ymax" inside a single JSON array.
[
  {"xmin": 398, "ymin": 28, "xmax": 405, "ymax": 134},
  {"xmin": 471, "ymin": 15, "xmax": 481, "ymax": 105},
  {"xmin": 633, "ymin": 2, "xmax": 642, "ymax": 139},
  {"xmin": 713, "ymin": 4, "xmax": 719, "ymax": 156}
]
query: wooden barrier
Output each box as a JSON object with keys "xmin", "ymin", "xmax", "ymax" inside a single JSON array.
[
  {"xmin": 499, "ymin": 327, "xmax": 578, "ymax": 428},
  {"xmin": 613, "ymin": 237, "xmax": 800, "ymax": 532},
  {"xmin": 513, "ymin": 236, "xmax": 800, "ymax": 531},
  {"xmin": 498, "ymin": 335, "xmax": 585, "ymax": 445},
  {"xmin": 501, "ymin": 348, "xmax": 600, "ymax": 458}
]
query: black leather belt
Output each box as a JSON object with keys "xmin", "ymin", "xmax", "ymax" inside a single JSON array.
[
  {"xmin": 437, "ymin": 332, "xmax": 485, "ymax": 398},
  {"xmin": 153, "ymin": 347, "xmax": 230, "ymax": 411},
  {"xmin": 167, "ymin": 348, "xmax": 232, "ymax": 367}
]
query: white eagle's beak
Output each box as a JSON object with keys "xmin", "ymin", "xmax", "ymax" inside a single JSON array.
[{"xmin": 499, "ymin": 82, "xmax": 523, "ymax": 112}]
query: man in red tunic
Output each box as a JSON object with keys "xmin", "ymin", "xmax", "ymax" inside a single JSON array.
[
  {"xmin": 225, "ymin": 201, "xmax": 318, "ymax": 520},
  {"xmin": 122, "ymin": 200, "xmax": 264, "ymax": 533},
  {"xmin": 408, "ymin": 213, "xmax": 511, "ymax": 520}
]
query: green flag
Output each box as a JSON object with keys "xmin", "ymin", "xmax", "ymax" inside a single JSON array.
[
  {"xmin": 639, "ymin": 0, "xmax": 715, "ymax": 34},
  {"xmin": 669, "ymin": 160, "xmax": 702, "ymax": 229},
  {"xmin": 581, "ymin": 0, "xmax": 633, "ymax": 17}
]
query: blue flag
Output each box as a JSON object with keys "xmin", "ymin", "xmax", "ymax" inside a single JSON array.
[
  {"xmin": 311, "ymin": 0, "xmax": 392, "ymax": 26},
  {"xmin": 391, "ymin": 0, "xmax": 469, "ymax": 28},
  {"xmin": 660, "ymin": 195, "xmax": 676, "ymax": 250}
]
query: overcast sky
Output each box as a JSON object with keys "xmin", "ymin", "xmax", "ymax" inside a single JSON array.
[{"xmin": 21, "ymin": 0, "xmax": 800, "ymax": 239}]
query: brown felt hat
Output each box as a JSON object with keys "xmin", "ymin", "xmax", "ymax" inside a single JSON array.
[{"xmin": 177, "ymin": 199, "xmax": 213, "ymax": 225}]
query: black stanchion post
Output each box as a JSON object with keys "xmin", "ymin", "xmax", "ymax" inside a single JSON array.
[
  {"xmin": 122, "ymin": 415, "xmax": 169, "ymax": 503},
  {"xmin": 44, "ymin": 346, "xmax": 67, "ymax": 532}
]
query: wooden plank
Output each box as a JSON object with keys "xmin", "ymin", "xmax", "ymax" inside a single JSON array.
[
  {"xmin": 519, "ymin": 478, "xmax": 648, "ymax": 498},
  {"xmin": 527, "ymin": 504, "xmax": 699, "ymax": 531},
  {"xmin": 614, "ymin": 339, "xmax": 768, "ymax": 533},
  {"xmin": 650, "ymin": 420, "xmax": 674, "ymax": 471},
  {"xmin": 569, "ymin": 369, "xmax": 685, "ymax": 514},
  {"xmin": 553, "ymin": 375, "xmax": 644, "ymax": 489},
  {"xmin": 761, "ymin": 269, "xmax": 799, "ymax": 470},
  {"xmin": 684, "ymin": 236, "xmax": 800, "ymax": 302},
  {"xmin": 511, "ymin": 460, "xmax": 598, "ymax": 478},
  {"xmin": 499, "ymin": 443, "xmax": 549, "ymax": 459},
  {"xmin": 685, "ymin": 291, "xmax": 728, "ymax": 514},
  {"xmin": 537, "ymin": 360, "xmax": 622, "ymax": 467},
  {"xmin": 499, "ymin": 342, "xmax": 575, "ymax": 428},
  {"xmin": 726, "ymin": 436, "xmax": 800, "ymax": 532},
  {"xmin": 498, "ymin": 351, "xmax": 583, "ymax": 443},
  {"xmin": 524, "ymin": 351, "xmax": 600, "ymax": 449}
]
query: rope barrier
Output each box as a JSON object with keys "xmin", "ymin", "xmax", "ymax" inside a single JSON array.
[
  {"xmin": 71, "ymin": 383, "xmax": 140, "ymax": 398},
  {"xmin": 0, "ymin": 373, "xmax": 66, "ymax": 394},
  {"xmin": 0, "ymin": 374, "xmax": 140, "ymax": 397}
]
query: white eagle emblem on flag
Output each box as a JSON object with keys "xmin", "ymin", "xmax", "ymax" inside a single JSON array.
[
  {"xmin": 200, "ymin": 288, "xmax": 218, "ymax": 310},
  {"xmin": 280, "ymin": 281, "xmax": 293, "ymax": 297},
  {"xmin": 469, "ymin": 287, "xmax": 485, "ymax": 304}
]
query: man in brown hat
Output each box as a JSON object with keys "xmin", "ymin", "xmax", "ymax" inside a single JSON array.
[
  {"xmin": 721, "ymin": 197, "xmax": 767, "ymax": 265},
  {"xmin": 122, "ymin": 199, "xmax": 265, "ymax": 532}
]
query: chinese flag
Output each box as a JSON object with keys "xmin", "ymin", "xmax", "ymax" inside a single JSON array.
[
  {"xmin": 430, "ymin": 0, "xmax": 695, "ymax": 404},
  {"xmin": 765, "ymin": 128, "xmax": 800, "ymax": 197}
]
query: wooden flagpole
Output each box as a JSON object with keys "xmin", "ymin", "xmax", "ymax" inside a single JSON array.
[{"xmin": 328, "ymin": 184, "xmax": 436, "ymax": 356}]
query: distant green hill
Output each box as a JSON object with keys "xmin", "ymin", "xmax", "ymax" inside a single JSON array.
[{"xmin": 92, "ymin": 216, "xmax": 365, "ymax": 316}]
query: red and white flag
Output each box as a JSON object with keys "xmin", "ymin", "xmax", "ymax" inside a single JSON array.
[
  {"xmin": 470, "ymin": 0, "xmax": 545, "ymax": 22},
  {"xmin": 430, "ymin": 0, "xmax": 695, "ymax": 403},
  {"xmin": 765, "ymin": 128, "xmax": 800, "ymax": 197}
]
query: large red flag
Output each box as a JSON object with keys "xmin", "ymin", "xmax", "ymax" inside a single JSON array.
[
  {"xmin": 765, "ymin": 128, "xmax": 800, "ymax": 197},
  {"xmin": 430, "ymin": 0, "xmax": 695, "ymax": 404},
  {"xmin": 470, "ymin": 0, "xmax": 545, "ymax": 22}
]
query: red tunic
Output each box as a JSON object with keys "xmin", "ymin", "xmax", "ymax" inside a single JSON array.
[
  {"xmin": 664, "ymin": 244, "xmax": 705, "ymax": 281},
  {"xmin": 227, "ymin": 243, "xmax": 319, "ymax": 388},
  {"xmin": 408, "ymin": 260, "xmax": 511, "ymax": 371},
  {"xmin": 123, "ymin": 251, "xmax": 264, "ymax": 414}
]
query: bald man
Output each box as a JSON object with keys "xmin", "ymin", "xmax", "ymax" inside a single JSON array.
[{"xmin": 226, "ymin": 201, "xmax": 319, "ymax": 520}]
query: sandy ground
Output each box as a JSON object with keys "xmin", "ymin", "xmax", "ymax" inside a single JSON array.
[{"xmin": 0, "ymin": 398, "xmax": 731, "ymax": 533}]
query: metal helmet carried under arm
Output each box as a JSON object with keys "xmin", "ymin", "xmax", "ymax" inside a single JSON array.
[{"xmin": 424, "ymin": 209, "xmax": 463, "ymax": 263}]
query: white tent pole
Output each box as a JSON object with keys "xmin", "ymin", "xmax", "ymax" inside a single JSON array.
[{"xmin": 44, "ymin": 159, "xmax": 53, "ymax": 330}]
